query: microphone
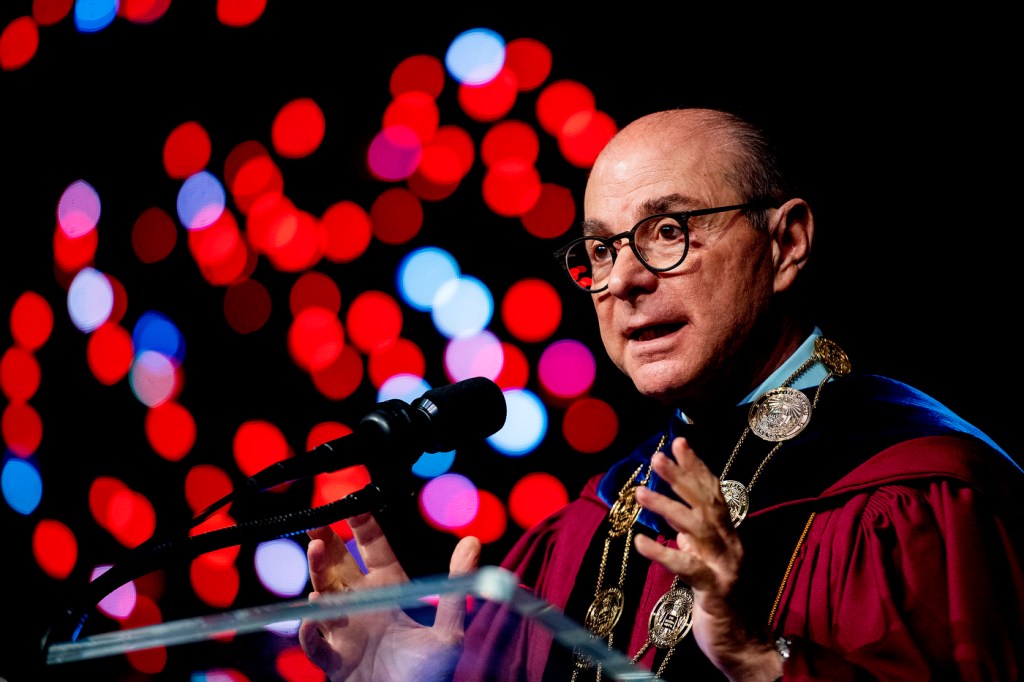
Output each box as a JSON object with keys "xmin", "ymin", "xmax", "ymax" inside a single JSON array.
[{"xmin": 246, "ymin": 376, "xmax": 507, "ymax": 489}]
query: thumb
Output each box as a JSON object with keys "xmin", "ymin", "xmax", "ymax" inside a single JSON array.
[{"xmin": 432, "ymin": 535, "xmax": 482, "ymax": 634}]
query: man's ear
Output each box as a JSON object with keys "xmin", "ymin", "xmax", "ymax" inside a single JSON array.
[{"xmin": 771, "ymin": 198, "xmax": 813, "ymax": 294}]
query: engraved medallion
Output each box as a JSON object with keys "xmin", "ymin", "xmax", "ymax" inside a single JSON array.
[
  {"xmin": 814, "ymin": 337, "xmax": 851, "ymax": 376},
  {"xmin": 648, "ymin": 585, "xmax": 694, "ymax": 647},
  {"xmin": 608, "ymin": 485, "xmax": 642, "ymax": 537},
  {"xmin": 748, "ymin": 386, "xmax": 812, "ymax": 442},
  {"xmin": 720, "ymin": 479, "xmax": 749, "ymax": 527},
  {"xmin": 584, "ymin": 587, "xmax": 624, "ymax": 637}
]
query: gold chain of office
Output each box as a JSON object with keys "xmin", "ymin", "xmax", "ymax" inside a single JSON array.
[{"xmin": 571, "ymin": 337, "xmax": 851, "ymax": 680}]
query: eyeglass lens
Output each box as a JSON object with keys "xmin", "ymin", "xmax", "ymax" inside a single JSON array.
[{"xmin": 563, "ymin": 214, "xmax": 688, "ymax": 291}]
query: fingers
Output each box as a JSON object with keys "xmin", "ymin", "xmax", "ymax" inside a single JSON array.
[
  {"xmin": 306, "ymin": 525, "xmax": 362, "ymax": 594},
  {"xmin": 297, "ymin": 592, "xmax": 345, "ymax": 676},
  {"xmin": 433, "ymin": 536, "xmax": 482, "ymax": 635},
  {"xmin": 348, "ymin": 512, "xmax": 409, "ymax": 581}
]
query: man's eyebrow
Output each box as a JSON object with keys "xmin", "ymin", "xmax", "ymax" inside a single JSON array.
[{"xmin": 580, "ymin": 194, "xmax": 697, "ymax": 236}]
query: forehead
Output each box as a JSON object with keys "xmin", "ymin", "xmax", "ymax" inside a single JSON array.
[{"xmin": 582, "ymin": 130, "xmax": 736, "ymax": 229}]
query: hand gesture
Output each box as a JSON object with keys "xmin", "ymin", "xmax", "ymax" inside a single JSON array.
[{"xmin": 298, "ymin": 512, "xmax": 481, "ymax": 681}]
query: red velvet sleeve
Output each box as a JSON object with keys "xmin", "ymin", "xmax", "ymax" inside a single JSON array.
[{"xmin": 779, "ymin": 478, "xmax": 1024, "ymax": 681}]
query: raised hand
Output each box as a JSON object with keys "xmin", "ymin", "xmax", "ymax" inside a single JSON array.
[{"xmin": 298, "ymin": 512, "xmax": 481, "ymax": 681}]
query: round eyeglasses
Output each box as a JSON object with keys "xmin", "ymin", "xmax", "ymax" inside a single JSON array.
[{"xmin": 553, "ymin": 202, "xmax": 775, "ymax": 293}]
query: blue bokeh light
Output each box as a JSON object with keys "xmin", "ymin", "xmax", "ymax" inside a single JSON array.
[
  {"xmin": 444, "ymin": 28, "xmax": 506, "ymax": 86},
  {"xmin": 431, "ymin": 275, "xmax": 493, "ymax": 339},
  {"xmin": 176, "ymin": 170, "xmax": 226, "ymax": 230},
  {"xmin": 487, "ymin": 388, "xmax": 547, "ymax": 456},
  {"xmin": 396, "ymin": 247, "xmax": 461, "ymax": 312},
  {"xmin": 132, "ymin": 310, "xmax": 185, "ymax": 364},
  {"xmin": 2, "ymin": 457, "xmax": 42, "ymax": 515}
]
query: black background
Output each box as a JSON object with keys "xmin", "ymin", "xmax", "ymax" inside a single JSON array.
[{"xmin": 1, "ymin": 4, "xmax": 1019, "ymax": 680}]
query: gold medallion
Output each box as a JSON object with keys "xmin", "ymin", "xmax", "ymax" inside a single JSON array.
[
  {"xmin": 748, "ymin": 386, "xmax": 812, "ymax": 442},
  {"xmin": 648, "ymin": 585, "xmax": 694, "ymax": 647},
  {"xmin": 814, "ymin": 337, "xmax": 851, "ymax": 376},
  {"xmin": 584, "ymin": 586, "xmax": 624, "ymax": 637},
  {"xmin": 608, "ymin": 485, "xmax": 641, "ymax": 537},
  {"xmin": 720, "ymin": 479, "xmax": 749, "ymax": 527}
]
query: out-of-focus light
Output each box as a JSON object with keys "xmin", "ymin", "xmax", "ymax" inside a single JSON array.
[
  {"xmin": 74, "ymin": 0, "xmax": 118, "ymax": 33},
  {"xmin": 396, "ymin": 246, "xmax": 460, "ymax": 312},
  {"xmin": 3, "ymin": 401, "xmax": 43, "ymax": 456},
  {"xmin": 254, "ymin": 538, "xmax": 309, "ymax": 598},
  {"xmin": 558, "ymin": 108, "xmax": 619, "ymax": 169},
  {"xmin": 53, "ymin": 223, "xmax": 98, "ymax": 274},
  {"xmin": 370, "ymin": 187, "xmax": 423, "ymax": 245},
  {"xmin": 411, "ymin": 450, "xmax": 455, "ymax": 479},
  {"xmin": 224, "ymin": 278, "xmax": 272, "ymax": 335},
  {"xmin": 383, "ymin": 91, "xmax": 440, "ymax": 144},
  {"xmin": 535, "ymin": 79, "xmax": 596, "ymax": 138},
  {"xmin": 481, "ymin": 120, "xmax": 539, "ymax": 167},
  {"xmin": 378, "ymin": 373, "xmax": 430, "ymax": 404},
  {"xmin": 216, "ymin": 0, "xmax": 267, "ymax": 27},
  {"xmin": 163, "ymin": 120, "xmax": 212, "ymax": 179},
  {"xmin": 481, "ymin": 158, "xmax": 542, "ymax": 217},
  {"xmin": 58, "ymin": 179, "xmax": 101, "ymax": 239},
  {"xmin": 520, "ymin": 183, "xmax": 576, "ymax": 239},
  {"xmin": 177, "ymin": 170, "xmax": 226, "ymax": 230},
  {"xmin": 445, "ymin": 28, "xmax": 505, "ymax": 86},
  {"xmin": 367, "ymin": 125, "xmax": 422, "ymax": 182},
  {"xmin": 272, "ymin": 97, "xmax": 325, "ymax": 159},
  {"xmin": 494, "ymin": 342, "xmax": 530, "ymax": 390},
  {"xmin": 119, "ymin": 0, "xmax": 171, "ymax": 23},
  {"xmin": 444, "ymin": 330, "xmax": 503, "ymax": 382},
  {"xmin": 321, "ymin": 200, "xmax": 373, "ymax": 263},
  {"xmin": 129, "ymin": 350, "xmax": 178, "ymax": 407},
  {"xmin": 145, "ymin": 400, "xmax": 196, "ymax": 461},
  {"xmin": 2, "ymin": 457, "xmax": 42, "ymax": 514},
  {"xmin": 450, "ymin": 488, "xmax": 506, "ymax": 543},
  {"xmin": 563, "ymin": 397, "xmax": 619, "ymax": 453},
  {"xmin": 431, "ymin": 275, "xmax": 493, "ymax": 339},
  {"xmin": 132, "ymin": 206, "xmax": 178, "ymax": 264},
  {"xmin": 67, "ymin": 266, "xmax": 113, "ymax": 333},
  {"xmin": 346, "ymin": 290, "xmax": 403, "ymax": 354},
  {"xmin": 502, "ymin": 278, "xmax": 561, "ymax": 343},
  {"xmin": 390, "ymin": 53, "xmax": 446, "ymax": 98},
  {"xmin": 290, "ymin": 271, "xmax": 341, "ymax": 316},
  {"xmin": 310, "ymin": 344, "xmax": 363, "ymax": 401},
  {"xmin": 287, "ymin": 306, "xmax": 345, "ymax": 372},
  {"xmin": 33, "ymin": 518, "xmax": 78, "ymax": 580},
  {"xmin": 488, "ymin": 388, "xmax": 547, "ymax": 456},
  {"xmin": 87, "ymin": 321, "xmax": 134, "ymax": 385},
  {"xmin": 538, "ymin": 339, "xmax": 595, "ymax": 399},
  {"xmin": 224, "ymin": 140, "xmax": 283, "ymax": 215},
  {"xmin": 185, "ymin": 464, "xmax": 233, "ymax": 515},
  {"xmin": 419, "ymin": 473, "xmax": 479, "ymax": 530},
  {"xmin": 1, "ymin": 346, "xmax": 41, "ymax": 402},
  {"xmin": 93, "ymin": 564, "xmax": 138, "ymax": 619},
  {"xmin": 10, "ymin": 290, "xmax": 53, "ymax": 352},
  {"xmin": 190, "ymin": 554, "xmax": 240, "ymax": 608},
  {"xmin": 368, "ymin": 337, "xmax": 426, "ymax": 388},
  {"xmin": 36, "ymin": 1, "xmax": 74, "ymax": 26},
  {"xmin": 504, "ymin": 37, "xmax": 552, "ymax": 91},
  {"xmin": 508, "ymin": 472, "xmax": 568, "ymax": 529},
  {"xmin": 0, "ymin": 16, "xmax": 40, "ymax": 71},
  {"xmin": 457, "ymin": 68, "xmax": 518, "ymax": 122},
  {"xmin": 233, "ymin": 420, "xmax": 292, "ymax": 479},
  {"xmin": 133, "ymin": 310, "xmax": 185, "ymax": 364}
]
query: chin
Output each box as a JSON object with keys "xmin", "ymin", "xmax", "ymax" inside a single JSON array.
[{"xmin": 626, "ymin": 366, "xmax": 691, "ymax": 405}]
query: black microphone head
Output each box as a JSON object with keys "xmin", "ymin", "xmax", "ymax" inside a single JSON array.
[{"xmin": 413, "ymin": 377, "xmax": 507, "ymax": 452}]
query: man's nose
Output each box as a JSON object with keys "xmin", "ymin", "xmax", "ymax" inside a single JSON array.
[{"xmin": 606, "ymin": 245, "xmax": 656, "ymax": 297}]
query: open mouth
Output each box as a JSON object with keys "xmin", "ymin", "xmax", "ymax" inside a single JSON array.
[{"xmin": 630, "ymin": 323, "xmax": 683, "ymax": 342}]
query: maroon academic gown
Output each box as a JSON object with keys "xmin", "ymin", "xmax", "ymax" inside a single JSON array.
[{"xmin": 453, "ymin": 375, "xmax": 1024, "ymax": 681}]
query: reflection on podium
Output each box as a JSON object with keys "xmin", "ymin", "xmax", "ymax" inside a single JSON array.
[{"xmin": 44, "ymin": 565, "xmax": 656, "ymax": 680}]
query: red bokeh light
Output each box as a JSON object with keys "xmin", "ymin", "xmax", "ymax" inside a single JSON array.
[
  {"xmin": 32, "ymin": 518, "xmax": 78, "ymax": 580},
  {"xmin": 502, "ymin": 278, "xmax": 562, "ymax": 343},
  {"xmin": 368, "ymin": 338, "xmax": 426, "ymax": 388},
  {"xmin": 504, "ymin": 37, "xmax": 552, "ymax": 92},
  {"xmin": 290, "ymin": 271, "xmax": 341, "ymax": 317},
  {"xmin": 370, "ymin": 187, "xmax": 423, "ymax": 245},
  {"xmin": 458, "ymin": 67, "xmax": 518, "ymax": 122},
  {"xmin": 520, "ymin": 183, "xmax": 576, "ymax": 239},
  {"xmin": 0, "ymin": 16, "xmax": 39, "ymax": 71},
  {"xmin": 86, "ymin": 322, "xmax": 134, "ymax": 385},
  {"xmin": 481, "ymin": 158, "xmax": 542, "ymax": 217},
  {"xmin": 163, "ymin": 120, "xmax": 212, "ymax": 179},
  {"xmin": 558, "ymin": 108, "xmax": 618, "ymax": 169},
  {"xmin": 563, "ymin": 397, "xmax": 619, "ymax": 453},
  {"xmin": 10, "ymin": 290, "xmax": 53, "ymax": 351},
  {"xmin": 390, "ymin": 54, "xmax": 446, "ymax": 99},
  {"xmin": 145, "ymin": 400, "xmax": 196, "ymax": 461},
  {"xmin": 450, "ymin": 489, "xmax": 507, "ymax": 543},
  {"xmin": 223, "ymin": 278, "xmax": 272, "ymax": 334},
  {"xmin": 132, "ymin": 206, "xmax": 178, "ymax": 264},
  {"xmin": 1, "ymin": 346, "xmax": 41, "ymax": 402},
  {"xmin": 233, "ymin": 420, "xmax": 294, "ymax": 480},
  {"xmin": 383, "ymin": 91, "xmax": 440, "ymax": 144},
  {"xmin": 34, "ymin": 0, "xmax": 74, "ymax": 26},
  {"xmin": 493, "ymin": 342, "xmax": 529, "ymax": 389},
  {"xmin": 345, "ymin": 290, "xmax": 403, "ymax": 354},
  {"xmin": 508, "ymin": 472, "xmax": 569, "ymax": 530},
  {"xmin": 216, "ymin": 0, "xmax": 267, "ymax": 27},
  {"xmin": 481, "ymin": 120, "xmax": 539, "ymax": 168},
  {"xmin": 287, "ymin": 306, "xmax": 345, "ymax": 373},
  {"xmin": 310, "ymin": 345, "xmax": 364, "ymax": 401},
  {"xmin": 272, "ymin": 97, "xmax": 326, "ymax": 159},
  {"xmin": 3, "ymin": 400, "xmax": 43, "ymax": 456},
  {"xmin": 534, "ymin": 79, "xmax": 596, "ymax": 138},
  {"xmin": 321, "ymin": 200, "xmax": 373, "ymax": 263}
]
